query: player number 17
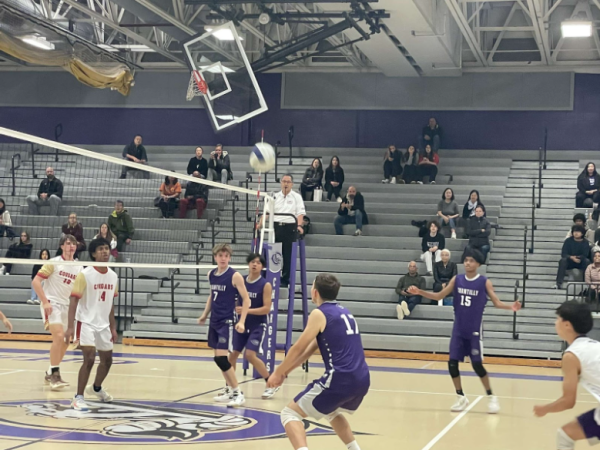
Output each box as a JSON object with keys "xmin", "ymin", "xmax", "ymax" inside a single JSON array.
[{"xmin": 341, "ymin": 314, "xmax": 359, "ymax": 335}]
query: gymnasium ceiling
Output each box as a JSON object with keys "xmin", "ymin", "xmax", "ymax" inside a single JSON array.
[{"xmin": 1, "ymin": 0, "xmax": 600, "ymax": 75}]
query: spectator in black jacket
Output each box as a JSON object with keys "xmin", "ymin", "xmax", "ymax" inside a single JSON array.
[
  {"xmin": 382, "ymin": 145, "xmax": 403, "ymax": 184},
  {"xmin": 186, "ymin": 147, "xmax": 208, "ymax": 179},
  {"xmin": 419, "ymin": 117, "xmax": 442, "ymax": 152},
  {"xmin": 433, "ymin": 249, "xmax": 457, "ymax": 306},
  {"xmin": 402, "ymin": 145, "xmax": 420, "ymax": 184},
  {"xmin": 26, "ymin": 167, "xmax": 63, "ymax": 215},
  {"xmin": 208, "ymin": 144, "xmax": 232, "ymax": 184},
  {"xmin": 334, "ymin": 186, "xmax": 369, "ymax": 236},
  {"xmin": 576, "ymin": 162, "xmax": 600, "ymax": 208},
  {"xmin": 555, "ymin": 225, "xmax": 591, "ymax": 289},
  {"xmin": 324, "ymin": 156, "xmax": 344, "ymax": 202},
  {"xmin": 0, "ymin": 231, "xmax": 32, "ymax": 275},
  {"xmin": 462, "ymin": 205, "xmax": 491, "ymax": 263},
  {"xmin": 462, "ymin": 190, "xmax": 485, "ymax": 220},
  {"xmin": 120, "ymin": 134, "xmax": 149, "ymax": 179},
  {"xmin": 179, "ymin": 175, "xmax": 209, "ymax": 219},
  {"xmin": 420, "ymin": 221, "xmax": 445, "ymax": 275},
  {"xmin": 300, "ymin": 158, "xmax": 323, "ymax": 201}
]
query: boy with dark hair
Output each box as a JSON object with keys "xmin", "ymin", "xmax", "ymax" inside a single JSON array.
[
  {"xmin": 555, "ymin": 225, "xmax": 591, "ymax": 289},
  {"xmin": 565, "ymin": 213, "xmax": 589, "ymax": 241},
  {"xmin": 534, "ymin": 301, "xmax": 599, "ymax": 450}
]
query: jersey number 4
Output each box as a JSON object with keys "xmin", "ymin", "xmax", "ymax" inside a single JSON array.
[
  {"xmin": 341, "ymin": 314, "xmax": 359, "ymax": 335},
  {"xmin": 100, "ymin": 291, "xmax": 106, "ymax": 302},
  {"xmin": 460, "ymin": 295, "xmax": 471, "ymax": 307}
]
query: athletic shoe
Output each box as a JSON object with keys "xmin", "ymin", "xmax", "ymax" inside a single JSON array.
[
  {"xmin": 214, "ymin": 387, "xmax": 232, "ymax": 403},
  {"xmin": 396, "ymin": 304, "xmax": 405, "ymax": 320},
  {"xmin": 400, "ymin": 300, "xmax": 410, "ymax": 317},
  {"xmin": 390, "ymin": 178, "xmax": 396, "ymax": 184},
  {"xmin": 487, "ymin": 395, "xmax": 500, "ymax": 414},
  {"xmin": 262, "ymin": 386, "xmax": 280, "ymax": 399},
  {"xmin": 430, "ymin": 181, "xmax": 436, "ymax": 184},
  {"xmin": 381, "ymin": 179, "xmax": 389, "ymax": 184},
  {"xmin": 85, "ymin": 385, "xmax": 113, "ymax": 402},
  {"xmin": 337, "ymin": 197, "xmax": 342, "ymax": 203},
  {"xmin": 0, "ymin": 266, "xmax": 5, "ymax": 275},
  {"xmin": 354, "ymin": 230, "xmax": 362, "ymax": 236},
  {"xmin": 56, "ymin": 374, "xmax": 70, "ymax": 387},
  {"xmin": 417, "ymin": 181, "xmax": 423, "ymax": 184},
  {"xmin": 398, "ymin": 179, "xmax": 406, "ymax": 184},
  {"xmin": 227, "ymin": 391, "xmax": 245, "ymax": 407},
  {"xmin": 49, "ymin": 373, "xmax": 68, "ymax": 390},
  {"xmin": 451, "ymin": 395, "xmax": 470, "ymax": 412},
  {"xmin": 44, "ymin": 373, "xmax": 52, "ymax": 385},
  {"xmin": 451, "ymin": 231, "xmax": 457, "ymax": 239},
  {"xmin": 71, "ymin": 395, "xmax": 90, "ymax": 411},
  {"xmin": 27, "ymin": 299, "xmax": 36, "ymax": 305}
]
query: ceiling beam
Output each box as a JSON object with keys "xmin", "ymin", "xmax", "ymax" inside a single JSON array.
[
  {"xmin": 184, "ymin": 0, "xmax": 379, "ymax": 4},
  {"xmin": 444, "ymin": 0, "xmax": 487, "ymax": 66}
]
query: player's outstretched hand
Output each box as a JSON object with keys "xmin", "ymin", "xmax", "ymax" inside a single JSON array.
[
  {"xmin": 512, "ymin": 300, "xmax": 522, "ymax": 312},
  {"xmin": 198, "ymin": 315, "xmax": 207, "ymax": 325},
  {"xmin": 267, "ymin": 371, "xmax": 285, "ymax": 388},
  {"xmin": 2, "ymin": 318, "xmax": 12, "ymax": 333},
  {"xmin": 407, "ymin": 286, "xmax": 420, "ymax": 295},
  {"xmin": 235, "ymin": 322, "xmax": 245, "ymax": 334},
  {"xmin": 533, "ymin": 405, "xmax": 548, "ymax": 417}
]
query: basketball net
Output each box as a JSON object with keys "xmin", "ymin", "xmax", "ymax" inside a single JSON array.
[{"xmin": 186, "ymin": 70, "xmax": 208, "ymax": 101}]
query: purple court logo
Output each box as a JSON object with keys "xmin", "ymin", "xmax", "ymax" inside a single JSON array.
[{"xmin": 0, "ymin": 400, "xmax": 334, "ymax": 444}]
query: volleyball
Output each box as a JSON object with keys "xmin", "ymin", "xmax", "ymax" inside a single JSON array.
[{"xmin": 250, "ymin": 142, "xmax": 276, "ymax": 172}]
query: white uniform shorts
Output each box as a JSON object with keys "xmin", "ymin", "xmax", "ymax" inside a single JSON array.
[
  {"xmin": 40, "ymin": 302, "xmax": 69, "ymax": 330},
  {"xmin": 75, "ymin": 321, "xmax": 113, "ymax": 351}
]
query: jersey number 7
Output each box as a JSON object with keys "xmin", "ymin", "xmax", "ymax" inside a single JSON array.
[{"xmin": 341, "ymin": 314, "xmax": 359, "ymax": 335}]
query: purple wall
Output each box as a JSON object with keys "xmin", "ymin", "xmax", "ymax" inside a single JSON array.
[{"xmin": 1, "ymin": 73, "xmax": 600, "ymax": 150}]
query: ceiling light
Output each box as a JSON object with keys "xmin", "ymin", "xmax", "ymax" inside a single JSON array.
[
  {"xmin": 205, "ymin": 27, "xmax": 243, "ymax": 41},
  {"xmin": 98, "ymin": 44, "xmax": 155, "ymax": 52},
  {"xmin": 21, "ymin": 34, "xmax": 55, "ymax": 50},
  {"xmin": 200, "ymin": 65, "xmax": 234, "ymax": 74},
  {"xmin": 561, "ymin": 20, "xmax": 592, "ymax": 38}
]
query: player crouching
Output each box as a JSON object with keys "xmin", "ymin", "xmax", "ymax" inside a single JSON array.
[{"xmin": 65, "ymin": 238, "xmax": 118, "ymax": 411}]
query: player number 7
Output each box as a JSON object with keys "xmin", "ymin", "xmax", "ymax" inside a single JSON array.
[{"xmin": 341, "ymin": 314, "xmax": 359, "ymax": 335}]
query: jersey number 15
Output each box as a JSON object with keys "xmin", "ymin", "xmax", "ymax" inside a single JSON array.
[
  {"xmin": 460, "ymin": 295, "xmax": 471, "ymax": 307},
  {"xmin": 341, "ymin": 314, "xmax": 359, "ymax": 335}
]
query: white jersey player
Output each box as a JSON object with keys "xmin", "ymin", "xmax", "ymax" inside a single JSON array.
[
  {"xmin": 534, "ymin": 301, "xmax": 600, "ymax": 449},
  {"xmin": 31, "ymin": 235, "xmax": 81, "ymax": 390},
  {"xmin": 65, "ymin": 238, "xmax": 118, "ymax": 412}
]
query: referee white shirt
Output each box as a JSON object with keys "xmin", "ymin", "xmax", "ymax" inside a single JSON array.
[{"xmin": 272, "ymin": 177, "xmax": 306, "ymax": 231}]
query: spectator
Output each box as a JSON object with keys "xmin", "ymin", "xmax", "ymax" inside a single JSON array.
[
  {"xmin": 462, "ymin": 190, "xmax": 484, "ymax": 220},
  {"xmin": 437, "ymin": 188, "xmax": 459, "ymax": 239},
  {"xmin": 108, "ymin": 200, "xmax": 135, "ymax": 252},
  {"xmin": 157, "ymin": 175, "xmax": 181, "ymax": 219},
  {"xmin": 576, "ymin": 162, "xmax": 600, "ymax": 208},
  {"xmin": 395, "ymin": 261, "xmax": 426, "ymax": 320},
  {"xmin": 187, "ymin": 146, "xmax": 208, "ymax": 179},
  {"xmin": 300, "ymin": 158, "xmax": 324, "ymax": 201},
  {"xmin": 463, "ymin": 205, "xmax": 491, "ymax": 263},
  {"xmin": 120, "ymin": 134, "xmax": 149, "ymax": 179},
  {"xmin": 554, "ymin": 224, "xmax": 591, "ymax": 289},
  {"xmin": 334, "ymin": 186, "xmax": 369, "ymax": 237},
  {"xmin": 95, "ymin": 222, "xmax": 118, "ymax": 261},
  {"xmin": 324, "ymin": 156, "xmax": 345, "ymax": 202},
  {"xmin": 585, "ymin": 250, "xmax": 600, "ymax": 303},
  {"xmin": 208, "ymin": 144, "xmax": 232, "ymax": 184},
  {"xmin": 0, "ymin": 198, "xmax": 16, "ymax": 239},
  {"xmin": 418, "ymin": 145, "xmax": 439, "ymax": 184},
  {"xmin": 565, "ymin": 213, "xmax": 594, "ymax": 243},
  {"xmin": 179, "ymin": 174, "xmax": 209, "ymax": 219},
  {"xmin": 402, "ymin": 145, "xmax": 420, "ymax": 184},
  {"xmin": 58, "ymin": 213, "xmax": 86, "ymax": 259},
  {"xmin": 382, "ymin": 145, "xmax": 403, "ymax": 184},
  {"xmin": 27, "ymin": 248, "xmax": 50, "ymax": 305},
  {"xmin": 420, "ymin": 220, "xmax": 445, "ymax": 275},
  {"xmin": 26, "ymin": 167, "xmax": 63, "ymax": 216},
  {"xmin": 433, "ymin": 249, "xmax": 457, "ymax": 306},
  {"xmin": 419, "ymin": 117, "xmax": 442, "ymax": 153},
  {"xmin": 0, "ymin": 231, "xmax": 32, "ymax": 275}
]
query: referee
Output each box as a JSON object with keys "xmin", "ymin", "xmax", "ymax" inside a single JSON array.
[{"xmin": 264, "ymin": 174, "xmax": 305, "ymax": 287}]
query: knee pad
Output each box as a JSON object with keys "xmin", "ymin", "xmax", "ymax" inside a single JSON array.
[
  {"xmin": 471, "ymin": 361, "xmax": 487, "ymax": 378},
  {"xmin": 281, "ymin": 406, "xmax": 304, "ymax": 427},
  {"xmin": 557, "ymin": 428, "xmax": 575, "ymax": 450},
  {"xmin": 325, "ymin": 410, "xmax": 342, "ymax": 423},
  {"xmin": 448, "ymin": 359, "xmax": 460, "ymax": 379},
  {"xmin": 214, "ymin": 355, "xmax": 231, "ymax": 372}
]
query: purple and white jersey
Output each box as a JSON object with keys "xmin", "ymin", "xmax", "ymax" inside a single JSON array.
[
  {"xmin": 317, "ymin": 302, "xmax": 369, "ymax": 378},
  {"xmin": 209, "ymin": 267, "xmax": 238, "ymax": 324},
  {"xmin": 452, "ymin": 273, "xmax": 488, "ymax": 336},
  {"xmin": 243, "ymin": 275, "xmax": 268, "ymax": 329}
]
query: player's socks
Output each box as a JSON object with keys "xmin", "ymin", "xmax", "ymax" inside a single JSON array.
[
  {"xmin": 48, "ymin": 366, "xmax": 59, "ymax": 376},
  {"xmin": 347, "ymin": 440, "xmax": 361, "ymax": 450},
  {"xmin": 486, "ymin": 389, "xmax": 493, "ymax": 396},
  {"xmin": 93, "ymin": 385, "xmax": 102, "ymax": 393},
  {"xmin": 297, "ymin": 447, "xmax": 308, "ymax": 450},
  {"xmin": 456, "ymin": 389, "xmax": 464, "ymax": 396}
]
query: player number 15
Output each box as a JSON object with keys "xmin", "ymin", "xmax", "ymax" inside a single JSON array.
[
  {"xmin": 460, "ymin": 295, "xmax": 471, "ymax": 307},
  {"xmin": 341, "ymin": 314, "xmax": 359, "ymax": 335}
]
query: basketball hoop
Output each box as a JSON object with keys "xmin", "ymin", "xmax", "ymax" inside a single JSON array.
[{"xmin": 186, "ymin": 70, "xmax": 208, "ymax": 101}]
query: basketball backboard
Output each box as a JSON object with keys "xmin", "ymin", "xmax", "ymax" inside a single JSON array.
[{"xmin": 183, "ymin": 22, "xmax": 268, "ymax": 132}]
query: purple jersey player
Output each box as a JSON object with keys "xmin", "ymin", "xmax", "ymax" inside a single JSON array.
[
  {"xmin": 229, "ymin": 253, "xmax": 277, "ymax": 399},
  {"xmin": 198, "ymin": 244, "xmax": 250, "ymax": 407},
  {"xmin": 268, "ymin": 273, "xmax": 370, "ymax": 450},
  {"xmin": 409, "ymin": 247, "xmax": 520, "ymax": 414}
]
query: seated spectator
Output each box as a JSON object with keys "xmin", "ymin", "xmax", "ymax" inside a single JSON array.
[
  {"xmin": 208, "ymin": 144, "xmax": 232, "ymax": 184},
  {"xmin": 108, "ymin": 200, "xmax": 135, "ymax": 252},
  {"xmin": 0, "ymin": 198, "xmax": 16, "ymax": 239},
  {"xmin": 179, "ymin": 174, "xmax": 209, "ymax": 219},
  {"xmin": 120, "ymin": 134, "xmax": 149, "ymax": 179},
  {"xmin": 26, "ymin": 167, "xmax": 63, "ymax": 216},
  {"xmin": 555, "ymin": 224, "xmax": 591, "ymax": 289},
  {"xmin": 28, "ymin": 248, "xmax": 50, "ymax": 305},
  {"xmin": 576, "ymin": 162, "xmax": 600, "ymax": 208},
  {"xmin": 382, "ymin": 145, "xmax": 403, "ymax": 184},
  {"xmin": 395, "ymin": 261, "xmax": 426, "ymax": 320},
  {"xmin": 60, "ymin": 213, "xmax": 86, "ymax": 256},
  {"xmin": 324, "ymin": 156, "xmax": 344, "ymax": 202},
  {"xmin": 418, "ymin": 145, "xmax": 439, "ymax": 184},
  {"xmin": 433, "ymin": 249, "xmax": 457, "ymax": 306},
  {"xmin": 334, "ymin": 186, "xmax": 369, "ymax": 236},
  {"xmin": 421, "ymin": 221, "xmax": 445, "ymax": 275},
  {"xmin": 565, "ymin": 213, "xmax": 594, "ymax": 243},
  {"xmin": 187, "ymin": 146, "xmax": 208, "ymax": 179},
  {"xmin": 0, "ymin": 231, "xmax": 32, "ymax": 275},
  {"xmin": 419, "ymin": 117, "xmax": 442, "ymax": 153},
  {"xmin": 301, "ymin": 158, "xmax": 324, "ymax": 201},
  {"xmin": 402, "ymin": 145, "xmax": 420, "ymax": 184},
  {"xmin": 437, "ymin": 188, "xmax": 459, "ymax": 239},
  {"xmin": 462, "ymin": 205, "xmax": 491, "ymax": 263},
  {"xmin": 462, "ymin": 190, "xmax": 484, "ymax": 220},
  {"xmin": 585, "ymin": 251, "xmax": 600, "ymax": 303},
  {"xmin": 95, "ymin": 223, "xmax": 118, "ymax": 261},
  {"xmin": 157, "ymin": 176, "xmax": 181, "ymax": 219}
]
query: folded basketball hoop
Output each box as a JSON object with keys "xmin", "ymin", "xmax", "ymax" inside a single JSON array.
[{"xmin": 186, "ymin": 70, "xmax": 208, "ymax": 101}]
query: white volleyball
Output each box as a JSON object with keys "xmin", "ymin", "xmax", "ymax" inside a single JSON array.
[{"xmin": 249, "ymin": 142, "xmax": 276, "ymax": 172}]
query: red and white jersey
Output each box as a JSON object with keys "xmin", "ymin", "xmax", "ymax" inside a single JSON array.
[
  {"xmin": 71, "ymin": 266, "xmax": 118, "ymax": 330},
  {"xmin": 36, "ymin": 256, "xmax": 82, "ymax": 305}
]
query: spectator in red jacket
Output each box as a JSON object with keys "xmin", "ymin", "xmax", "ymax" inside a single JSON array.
[{"xmin": 418, "ymin": 145, "xmax": 439, "ymax": 184}]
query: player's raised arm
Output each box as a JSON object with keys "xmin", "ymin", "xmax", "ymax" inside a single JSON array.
[
  {"xmin": 198, "ymin": 270, "xmax": 213, "ymax": 325},
  {"xmin": 534, "ymin": 352, "xmax": 580, "ymax": 417},
  {"xmin": 408, "ymin": 276, "xmax": 456, "ymax": 302},
  {"xmin": 0, "ymin": 309, "xmax": 12, "ymax": 333},
  {"xmin": 232, "ymin": 272, "xmax": 250, "ymax": 330},
  {"xmin": 486, "ymin": 279, "xmax": 522, "ymax": 311}
]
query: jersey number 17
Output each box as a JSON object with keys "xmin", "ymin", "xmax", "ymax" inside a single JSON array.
[{"xmin": 341, "ymin": 314, "xmax": 359, "ymax": 335}]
